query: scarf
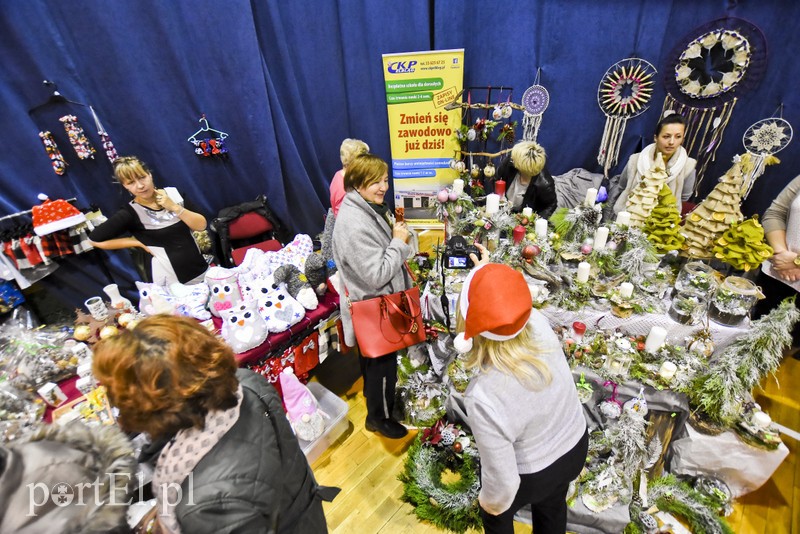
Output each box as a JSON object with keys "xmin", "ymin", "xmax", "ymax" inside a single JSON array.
[
  {"xmin": 636, "ymin": 143, "xmax": 688, "ymax": 189},
  {"xmin": 152, "ymin": 384, "xmax": 244, "ymax": 534},
  {"xmin": 367, "ymin": 201, "xmax": 393, "ymax": 229}
]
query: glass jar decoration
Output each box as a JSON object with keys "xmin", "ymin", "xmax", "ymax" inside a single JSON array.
[
  {"xmin": 668, "ymin": 288, "xmax": 708, "ymax": 325},
  {"xmin": 674, "ymin": 261, "xmax": 719, "ymax": 294},
  {"xmin": 709, "ymin": 276, "xmax": 759, "ymax": 326}
]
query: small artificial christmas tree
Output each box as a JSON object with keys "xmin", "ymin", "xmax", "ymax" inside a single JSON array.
[
  {"xmin": 712, "ymin": 216, "xmax": 773, "ymax": 272},
  {"xmin": 643, "ymin": 185, "xmax": 685, "ymax": 253},
  {"xmin": 625, "ymin": 152, "xmax": 669, "ymax": 227},
  {"xmin": 681, "ymin": 155, "xmax": 750, "ymax": 259}
]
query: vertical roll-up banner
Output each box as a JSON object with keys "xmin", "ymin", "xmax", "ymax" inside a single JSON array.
[{"xmin": 382, "ymin": 49, "xmax": 464, "ymax": 225}]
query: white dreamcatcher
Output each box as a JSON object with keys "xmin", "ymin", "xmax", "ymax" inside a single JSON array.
[
  {"xmin": 740, "ymin": 110, "xmax": 793, "ymax": 199},
  {"xmin": 521, "ymin": 69, "xmax": 549, "ymax": 142},
  {"xmin": 596, "ymin": 58, "xmax": 657, "ymax": 176}
]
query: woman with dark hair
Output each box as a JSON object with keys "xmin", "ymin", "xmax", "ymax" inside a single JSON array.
[
  {"xmin": 331, "ymin": 153, "xmax": 414, "ymax": 439},
  {"xmin": 612, "ymin": 113, "xmax": 697, "ymax": 214},
  {"xmin": 93, "ymin": 315, "xmax": 330, "ymax": 533},
  {"xmin": 496, "ymin": 141, "xmax": 558, "ymax": 217},
  {"xmin": 89, "ymin": 156, "xmax": 208, "ymax": 286}
]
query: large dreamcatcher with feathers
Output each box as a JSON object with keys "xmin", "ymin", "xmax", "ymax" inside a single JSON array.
[
  {"xmin": 596, "ymin": 57, "xmax": 657, "ymax": 176},
  {"xmin": 662, "ymin": 17, "xmax": 768, "ymax": 195}
]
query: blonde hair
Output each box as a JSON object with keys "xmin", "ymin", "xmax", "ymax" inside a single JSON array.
[
  {"xmin": 343, "ymin": 153, "xmax": 387, "ymax": 191},
  {"xmin": 511, "ymin": 141, "xmax": 546, "ymax": 177},
  {"xmin": 457, "ymin": 304, "xmax": 552, "ymax": 390},
  {"xmin": 340, "ymin": 138, "xmax": 370, "ymax": 168},
  {"xmin": 112, "ymin": 156, "xmax": 150, "ymax": 185}
]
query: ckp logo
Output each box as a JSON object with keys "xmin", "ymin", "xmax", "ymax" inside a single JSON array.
[{"xmin": 387, "ymin": 60, "xmax": 417, "ymax": 74}]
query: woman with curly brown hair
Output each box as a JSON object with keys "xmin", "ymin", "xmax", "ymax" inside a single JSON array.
[{"xmin": 93, "ymin": 315, "xmax": 331, "ymax": 534}]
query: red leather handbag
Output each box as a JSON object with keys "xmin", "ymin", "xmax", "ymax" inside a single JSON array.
[{"xmin": 346, "ymin": 265, "xmax": 425, "ymax": 357}]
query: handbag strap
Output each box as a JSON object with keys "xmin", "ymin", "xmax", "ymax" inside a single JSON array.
[
  {"xmin": 344, "ymin": 261, "xmax": 416, "ymax": 301},
  {"xmin": 381, "ymin": 290, "xmax": 420, "ymax": 323}
]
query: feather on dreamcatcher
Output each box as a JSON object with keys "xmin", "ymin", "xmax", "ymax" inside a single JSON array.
[
  {"xmin": 740, "ymin": 109, "xmax": 792, "ymax": 199},
  {"xmin": 662, "ymin": 17, "xmax": 768, "ymax": 195},
  {"xmin": 521, "ymin": 69, "xmax": 549, "ymax": 142},
  {"xmin": 596, "ymin": 57, "xmax": 657, "ymax": 176}
]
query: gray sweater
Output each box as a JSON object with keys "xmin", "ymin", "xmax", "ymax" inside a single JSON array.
[
  {"xmin": 332, "ymin": 190, "xmax": 413, "ymax": 347},
  {"xmin": 763, "ymin": 174, "xmax": 800, "ymax": 234},
  {"xmin": 464, "ymin": 310, "xmax": 586, "ymax": 515}
]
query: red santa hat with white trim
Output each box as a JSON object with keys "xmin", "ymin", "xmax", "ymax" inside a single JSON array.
[{"xmin": 453, "ymin": 263, "xmax": 533, "ymax": 353}]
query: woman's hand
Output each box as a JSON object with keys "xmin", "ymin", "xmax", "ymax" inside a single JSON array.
[
  {"xmin": 777, "ymin": 266, "xmax": 800, "ymax": 282},
  {"xmin": 469, "ymin": 242, "xmax": 490, "ymax": 268},
  {"xmin": 393, "ymin": 221, "xmax": 410, "ymax": 243},
  {"xmin": 154, "ymin": 189, "xmax": 180, "ymax": 213},
  {"xmin": 771, "ymin": 249, "xmax": 798, "ymax": 271}
]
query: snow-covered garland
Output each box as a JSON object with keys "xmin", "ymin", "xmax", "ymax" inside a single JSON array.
[{"xmin": 398, "ymin": 419, "xmax": 482, "ymax": 533}]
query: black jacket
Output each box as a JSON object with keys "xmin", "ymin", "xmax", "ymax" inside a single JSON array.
[
  {"xmin": 174, "ymin": 369, "xmax": 330, "ymax": 533},
  {"xmin": 496, "ymin": 155, "xmax": 558, "ymax": 218}
]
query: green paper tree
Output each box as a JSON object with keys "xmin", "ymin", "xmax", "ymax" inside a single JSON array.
[
  {"xmin": 712, "ymin": 216, "xmax": 773, "ymax": 272},
  {"xmin": 643, "ymin": 185, "xmax": 685, "ymax": 253}
]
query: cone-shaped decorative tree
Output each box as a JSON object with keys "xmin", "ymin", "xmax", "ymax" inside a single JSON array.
[
  {"xmin": 643, "ymin": 185, "xmax": 685, "ymax": 253},
  {"xmin": 625, "ymin": 152, "xmax": 669, "ymax": 227},
  {"xmin": 712, "ymin": 216, "xmax": 773, "ymax": 272},
  {"xmin": 681, "ymin": 155, "xmax": 750, "ymax": 259}
]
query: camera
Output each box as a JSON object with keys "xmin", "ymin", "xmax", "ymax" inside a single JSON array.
[{"xmin": 442, "ymin": 235, "xmax": 479, "ymax": 269}]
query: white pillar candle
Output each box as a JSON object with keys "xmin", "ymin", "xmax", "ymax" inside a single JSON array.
[
  {"xmin": 593, "ymin": 226, "xmax": 609, "ymax": 250},
  {"xmin": 616, "ymin": 211, "xmax": 631, "ymax": 226},
  {"xmin": 645, "ymin": 326, "xmax": 667, "ymax": 353},
  {"xmin": 752, "ymin": 411, "xmax": 772, "ymax": 429},
  {"xmin": 485, "ymin": 193, "xmax": 500, "ymax": 215},
  {"xmin": 619, "ymin": 282, "xmax": 634, "ymax": 299},
  {"xmin": 522, "ymin": 207, "xmax": 534, "ymax": 219},
  {"xmin": 576, "ymin": 262, "xmax": 591, "ymax": 284},
  {"xmin": 584, "ymin": 188, "xmax": 598, "ymax": 207},
  {"xmin": 658, "ymin": 361, "xmax": 677, "ymax": 381},
  {"xmin": 452, "ymin": 178, "xmax": 464, "ymax": 196},
  {"xmin": 535, "ymin": 218, "xmax": 548, "ymax": 239}
]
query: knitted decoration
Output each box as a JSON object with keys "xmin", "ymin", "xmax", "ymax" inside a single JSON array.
[
  {"xmin": 625, "ymin": 152, "xmax": 669, "ymax": 227},
  {"xmin": 220, "ymin": 300, "xmax": 269, "ymax": 354},
  {"xmin": 304, "ymin": 252, "xmax": 329, "ymax": 296},
  {"xmin": 273, "ymin": 264, "xmax": 318, "ymax": 310},
  {"xmin": 681, "ymin": 156, "xmax": 748, "ymax": 258},
  {"xmin": 643, "ymin": 185, "xmax": 685, "ymax": 253},
  {"xmin": 204, "ymin": 266, "xmax": 243, "ymax": 317},
  {"xmin": 712, "ymin": 216, "xmax": 773, "ymax": 271}
]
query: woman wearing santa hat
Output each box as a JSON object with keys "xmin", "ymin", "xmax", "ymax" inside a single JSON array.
[{"xmin": 454, "ymin": 260, "xmax": 588, "ymax": 534}]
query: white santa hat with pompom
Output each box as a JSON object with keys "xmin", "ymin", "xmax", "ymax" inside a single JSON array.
[{"xmin": 453, "ymin": 263, "xmax": 533, "ymax": 353}]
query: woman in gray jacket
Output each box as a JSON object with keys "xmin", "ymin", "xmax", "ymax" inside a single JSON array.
[{"xmin": 332, "ymin": 153, "xmax": 412, "ymax": 439}]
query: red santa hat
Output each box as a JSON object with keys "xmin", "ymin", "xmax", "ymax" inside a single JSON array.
[
  {"xmin": 453, "ymin": 263, "xmax": 532, "ymax": 353},
  {"xmin": 32, "ymin": 194, "xmax": 86, "ymax": 236}
]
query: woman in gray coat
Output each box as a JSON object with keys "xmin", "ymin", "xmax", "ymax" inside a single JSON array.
[{"xmin": 332, "ymin": 153, "xmax": 412, "ymax": 439}]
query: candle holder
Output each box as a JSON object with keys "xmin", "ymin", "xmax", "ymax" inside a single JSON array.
[
  {"xmin": 708, "ymin": 276, "xmax": 759, "ymax": 326},
  {"xmin": 674, "ymin": 261, "xmax": 719, "ymax": 294},
  {"xmin": 668, "ymin": 288, "xmax": 708, "ymax": 326}
]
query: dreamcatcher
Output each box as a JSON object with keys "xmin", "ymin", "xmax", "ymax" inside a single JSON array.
[
  {"xmin": 662, "ymin": 17, "xmax": 768, "ymax": 194},
  {"xmin": 596, "ymin": 57, "xmax": 657, "ymax": 176},
  {"xmin": 521, "ymin": 69, "xmax": 549, "ymax": 142},
  {"xmin": 740, "ymin": 109, "xmax": 793, "ymax": 199}
]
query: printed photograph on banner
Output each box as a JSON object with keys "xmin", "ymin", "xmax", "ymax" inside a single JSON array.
[{"xmin": 383, "ymin": 49, "xmax": 464, "ymax": 224}]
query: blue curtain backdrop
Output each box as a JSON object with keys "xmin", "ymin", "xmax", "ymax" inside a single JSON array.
[{"xmin": 1, "ymin": 0, "xmax": 798, "ymax": 310}]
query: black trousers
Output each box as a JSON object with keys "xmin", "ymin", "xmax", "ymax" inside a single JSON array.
[
  {"xmin": 481, "ymin": 430, "xmax": 589, "ymax": 534},
  {"xmin": 359, "ymin": 351, "xmax": 398, "ymax": 421},
  {"xmin": 752, "ymin": 270, "xmax": 800, "ymax": 348}
]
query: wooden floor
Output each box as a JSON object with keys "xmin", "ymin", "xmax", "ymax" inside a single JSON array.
[{"xmin": 310, "ymin": 354, "xmax": 800, "ymax": 533}]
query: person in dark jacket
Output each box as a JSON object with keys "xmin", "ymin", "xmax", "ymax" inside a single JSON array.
[
  {"xmin": 92, "ymin": 315, "xmax": 331, "ymax": 533},
  {"xmin": 496, "ymin": 141, "xmax": 558, "ymax": 218}
]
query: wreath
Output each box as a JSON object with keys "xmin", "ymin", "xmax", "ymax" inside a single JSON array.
[
  {"xmin": 398, "ymin": 419, "xmax": 482, "ymax": 533},
  {"xmin": 675, "ymin": 29, "xmax": 751, "ymax": 99}
]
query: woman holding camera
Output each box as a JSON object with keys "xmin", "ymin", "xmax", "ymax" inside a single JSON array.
[
  {"xmin": 332, "ymin": 153, "xmax": 413, "ymax": 439},
  {"xmin": 454, "ymin": 258, "xmax": 588, "ymax": 534}
]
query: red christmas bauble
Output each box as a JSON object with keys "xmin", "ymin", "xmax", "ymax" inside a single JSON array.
[{"xmin": 522, "ymin": 245, "xmax": 536, "ymax": 259}]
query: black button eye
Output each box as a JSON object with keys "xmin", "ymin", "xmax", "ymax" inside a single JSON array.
[
  {"xmin": 142, "ymin": 290, "xmax": 149, "ymax": 297},
  {"xmin": 230, "ymin": 316, "xmax": 238, "ymax": 323},
  {"xmin": 261, "ymin": 288, "xmax": 268, "ymax": 294},
  {"xmin": 244, "ymin": 312, "xmax": 251, "ymax": 319},
  {"xmin": 271, "ymin": 284, "xmax": 278, "ymax": 290},
  {"xmin": 223, "ymin": 285, "xmax": 231, "ymax": 292},
  {"xmin": 213, "ymin": 287, "xmax": 219, "ymax": 294},
  {"xmin": 265, "ymin": 301, "xmax": 273, "ymax": 307},
  {"xmin": 278, "ymin": 294, "xmax": 285, "ymax": 301}
]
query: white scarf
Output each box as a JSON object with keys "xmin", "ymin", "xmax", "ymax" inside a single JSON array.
[
  {"xmin": 636, "ymin": 143, "xmax": 688, "ymax": 188},
  {"xmin": 763, "ymin": 191, "xmax": 800, "ymax": 291}
]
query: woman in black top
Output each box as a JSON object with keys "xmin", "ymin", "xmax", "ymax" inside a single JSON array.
[
  {"xmin": 89, "ymin": 156, "xmax": 208, "ymax": 285},
  {"xmin": 496, "ymin": 141, "xmax": 558, "ymax": 218}
]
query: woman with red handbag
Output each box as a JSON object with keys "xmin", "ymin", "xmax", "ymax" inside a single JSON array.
[
  {"xmin": 331, "ymin": 153, "xmax": 414, "ymax": 439},
  {"xmin": 454, "ymin": 259, "xmax": 588, "ymax": 534}
]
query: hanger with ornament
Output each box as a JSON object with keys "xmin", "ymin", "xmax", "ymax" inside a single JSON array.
[
  {"xmin": 661, "ymin": 17, "xmax": 768, "ymax": 195},
  {"xmin": 521, "ymin": 68, "xmax": 550, "ymax": 142},
  {"xmin": 596, "ymin": 57, "xmax": 658, "ymax": 177},
  {"xmin": 740, "ymin": 104, "xmax": 793, "ymax": 200},
  {"xmin": 187, "ymin": 114, "xmax": 230, "ymax": 158}
]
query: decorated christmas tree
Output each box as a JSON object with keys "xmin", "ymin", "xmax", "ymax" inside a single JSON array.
[
  {"xmin": 643, "ymin": 185, "xmax": 685, "ymax": 253},
  {"xmin": 681, "ymin": 155, "xmax": 749, "ymax": 259},
  {"xmin": 712, "ymin": 216, "xmax": 773, "ymax": 272},
  {"xmin": 625, "ymin": 152, "xmax": 669, "ymax": 227}
]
